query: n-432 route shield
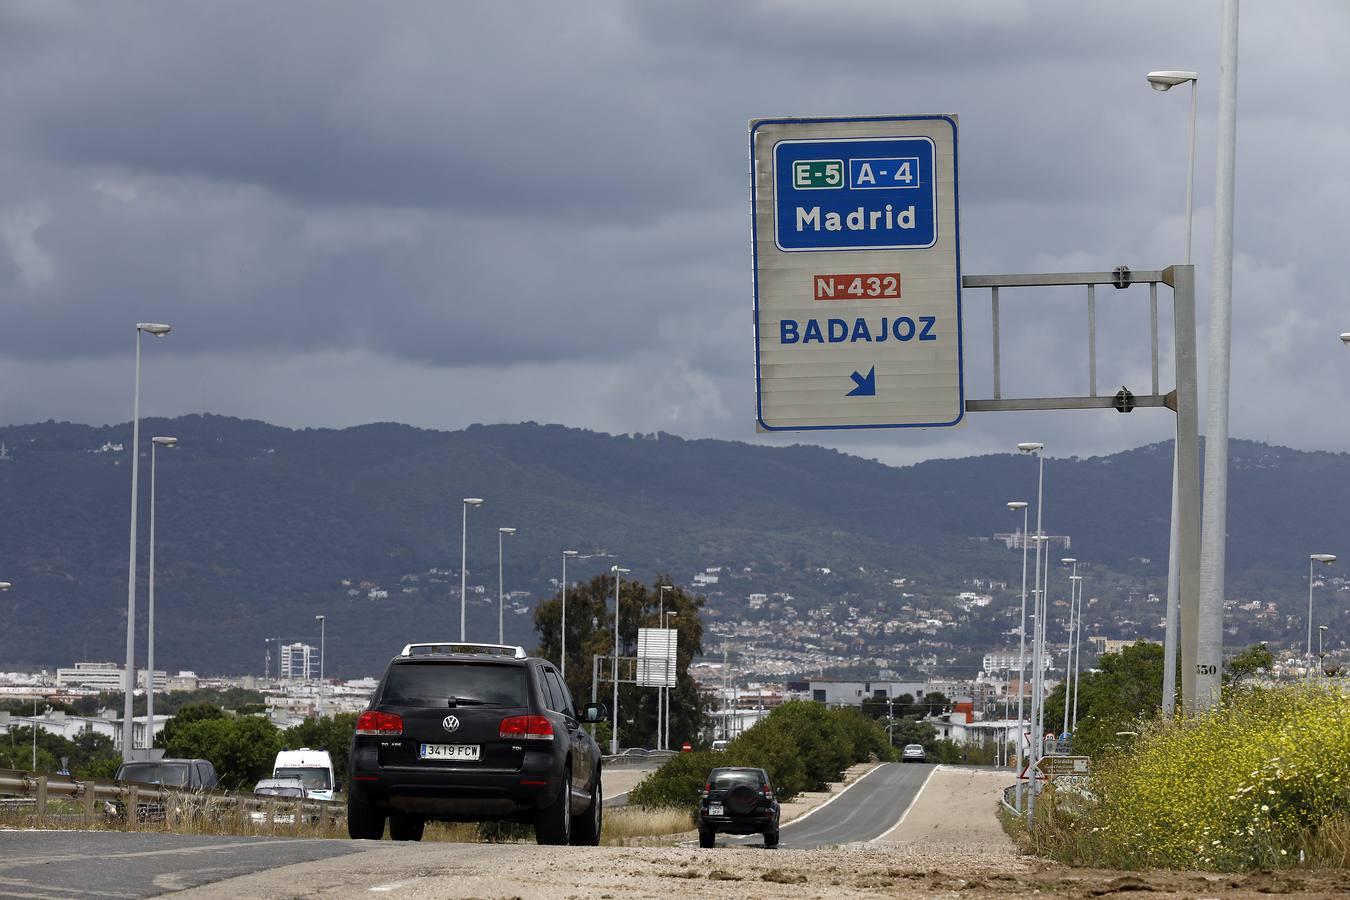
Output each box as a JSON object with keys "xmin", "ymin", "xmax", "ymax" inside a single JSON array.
[{"xmin": 750, "ymin": 115, "xmax": 963, "ymax": 431}]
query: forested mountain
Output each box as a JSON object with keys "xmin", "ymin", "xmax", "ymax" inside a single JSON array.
[{"xmin": 0, "ymin": 415, "xmax": 1345, "ymax": 675}]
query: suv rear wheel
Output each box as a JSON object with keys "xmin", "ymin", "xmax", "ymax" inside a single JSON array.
[
  {"xmin": 568, "ymin": 772, "xmax": 602, "ymax": 846},
  {"xmin": 764, "ymin": 828, "xmax": 779, "ymax": 849},
  {"xmin": 347, "ymin": 791, "xmax": 386, "ymax": 840},
  {"xmin": 534, "ymin": 771, "xmax": 572, "ymax": 845},
  {"xmin": 389, "ymin": 813, "xmax": 425, "ymax": 842},
  {"xmin": 698, "ymin": 829, "xmax": 715, "ymax": 848}
]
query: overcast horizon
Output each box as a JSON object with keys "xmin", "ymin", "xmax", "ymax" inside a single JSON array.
[{"xmin": 3, "ymin": 1, "xmax": 1348, "ymax": 468}]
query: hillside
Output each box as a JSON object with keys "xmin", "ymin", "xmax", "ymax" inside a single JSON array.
[{"xmin": 0, "ymin": 416, "xmax": 1346, "ymax": 676}]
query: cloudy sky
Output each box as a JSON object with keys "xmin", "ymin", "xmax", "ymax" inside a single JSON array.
[{"xmin": 1, "ymin": 0, "xmax": 1347, "ymax": 466}]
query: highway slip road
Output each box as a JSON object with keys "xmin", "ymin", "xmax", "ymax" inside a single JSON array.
[{"xmin": 723, "ymin": 761, "xmax": 933, "ymax": 849}]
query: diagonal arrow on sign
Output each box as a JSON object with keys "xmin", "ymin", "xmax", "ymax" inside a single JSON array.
[{"xmin": 846, "ymin": 366, "xmax": 876, "ymax": 397}]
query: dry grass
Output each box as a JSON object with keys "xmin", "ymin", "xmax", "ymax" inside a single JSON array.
[
  {"xmin": 2, "ymin": 797, "xmax": 692, "ymax": 846},
  {"xmin": 600, "ymin": 805, "xmax": 694, "ymax": 845}
]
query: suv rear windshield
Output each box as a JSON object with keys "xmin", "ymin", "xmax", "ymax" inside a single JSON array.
[
  {"xmin": 712, "ymin": 770, "xmax": 763, "ymax": 790},
  {"xmin": 118, "ymin": 762, "xmax": 191, "ymax": 787},
  {"xmin": 381, "ymin": 661, "xmax": 526, "ymax": 708}
]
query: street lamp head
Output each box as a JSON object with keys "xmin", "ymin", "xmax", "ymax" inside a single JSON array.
[
  {"xmin": 463, "ymin": 497, "xmax": 484, "ymax": 507},
  {"xmin": 1017, "ymin": 442, "xmax": 1043, "ymax": 454},
  {"xmin": 1070, "ymin": 574, "xmax": 1083, "ymax": 581},
  {"xmin": 1311, "ymin": 553, "xmax": 1337, "ymax": 565},
  {"xmin": 0, "ymin": 582, "xmax": 10, "ymax": 591},
  {"xmin": 151, "ymin": 436, "xmax": 178, "ymax": 447},
  {"xmin": 1061, "ymin": 557, "xmax": 1077, "ymax": 565},
  {"xmin": 1147, "ymin": 70, "xmax": 1199, "ymax": 91},
  {"xmin": 563, "ymin": 550, "xmax": 579, "ymax": 558},
  {"xmin": 1007, "ymin": 500, "xmax": 1028, "ymax": 510},
  {"xmin": 1340, "ymin": 332, "xmax": 1350, "ymax": 345},
  {"xmin": 136, "ymin": 323, "xmax": 172, "ymax": 336},
  {"xmin": 612, "ymin": 565, "xmax": 630, "ymax": 574},
  {"xmin": 315, "ymin": 614, "xmax": 325, "ymax": 622},
  {"xmin": 499, "ymin": 527, "xmax": 516, "ymax": 535},
  {"xmin": 667, "ymin": 612, "xmax": 678, "ymax": 618},
  {"xmin": 1320, "ymin": 625, "xmax": 1329, "ymax": 632}
]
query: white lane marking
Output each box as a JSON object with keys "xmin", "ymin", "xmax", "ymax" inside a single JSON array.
[
  {"xmin": 868, "ymin": 764, "xmax": 942, "ymax": 842},
  {"xmin": 781, "ymin": 762, "xmax": 891, "ymax": 830},
  {"xmin": 369, "ymin": 880, "xmax": 415, "ymax": 892}
]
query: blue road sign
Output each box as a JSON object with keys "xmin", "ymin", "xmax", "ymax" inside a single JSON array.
[{"xmin": 773, "ymin": 136, "xmax": 937, "ymax": 252}]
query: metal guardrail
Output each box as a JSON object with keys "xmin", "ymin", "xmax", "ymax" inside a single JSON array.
[
  {"xmin": 1000, "ymin": 783, "xmax": 1020, "ymax": 816},
  {"xmin": 601, "ymin": 749, "xmax": 677, "ymax": 768},
  {"xmin": 0, "ymin": 767, "xmax": 343, "ymax": 828}
]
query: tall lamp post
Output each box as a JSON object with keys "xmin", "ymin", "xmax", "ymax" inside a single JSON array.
[
  {"xmin": 1069, "ymin": 573, "xmax": 1084, "ymax": 731},
  {"xmin": 657, "ymin": 584, "xmax": 672, "ymax": 750},
  {"xmin": 315, "ymin": 614, "xmax": 326, "ymax": 717},
  {"xmin": 561, "ymin": 550, "xmax": 578, "ymax": 678},
  {"xmin": 146, "ymin": 436, "xmax": 178, "ymax": 745},
  {"xmin": 123, "ymin": 322, "xmax": 171, "ymax": 762},
  {"xmin": 497, "ymin": 527, "xmax": 516, "ymax": 644},
  {"xmin": 610, "ymin": 565, "xmax": 630, "ymax": 755},
  {"xmin": 662, "ymin": 610, "xmax": 678, "ymax": 751},
  {"xmin": 459, "ymin": 498, "xmax": 483, "ymax": 640},
  {"xmin": 1147, "ymin": 68, "xmax": 1199, "ymax": 719},
  {"xmin": 1307, "ymin": 554, "xmax": 1336, "ymax": 681},
  {"xmin": 1059, "ymin": 558, "xmax": 1078, "ymax": 737},
  {"xmin": 1006, "ymin": 500, "xmax": 1030, "ymax": 812},
  {"xmin": 1017, "ymin": 441, "xmax": 1046, "ymax": 823}
]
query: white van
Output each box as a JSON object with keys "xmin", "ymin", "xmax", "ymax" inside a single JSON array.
[{"xmin": 272, "ymin": 748, "xmax": 337, "ymax": 801}]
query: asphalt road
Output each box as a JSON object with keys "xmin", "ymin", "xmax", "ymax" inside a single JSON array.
[
  {"xmin": 724, "ymin": 762, "xmax": 934, "ymax": 849},
  {"xmin": 0, "ymin": 831, "xmax": 359, "ymax": 899}
]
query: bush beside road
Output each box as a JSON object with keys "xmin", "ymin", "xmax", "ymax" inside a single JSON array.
[
  {"xmin": 1026, "ymin": 682, "xmax": 1350, "ymax": 871},
  {"xmin": 628, "ymin": 701, "xmax": 893, "ymax": 811}
]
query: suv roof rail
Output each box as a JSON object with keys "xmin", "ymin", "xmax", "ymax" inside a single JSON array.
[{"xmin": 399, "ymin": 642, "xmax": 528, "ymax": 660}]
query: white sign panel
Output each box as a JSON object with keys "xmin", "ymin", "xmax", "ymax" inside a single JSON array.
[
  {"xmin": 750, "ymin": 115, "xmax": 963, "ymax": 430},
  {"xmin": 637, "ymin": 627, "xmax": 677, "ymax": 688}
]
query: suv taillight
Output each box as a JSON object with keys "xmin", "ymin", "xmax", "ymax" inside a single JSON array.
[
  {"xmin": 764, "ymin": 783, "xmax": 774, "ymax": 800},
  {"xmin": 355, "ymin": 710, "xmax": 403, "ymax": 735},
  {"xmin": 499, "ymin": 715, "xmax": 554, "ymax": 741}
]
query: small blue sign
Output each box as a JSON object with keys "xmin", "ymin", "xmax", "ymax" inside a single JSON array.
[{"xmin": 773, "ymin": 136, "xmax": 937, "ymax": 252}]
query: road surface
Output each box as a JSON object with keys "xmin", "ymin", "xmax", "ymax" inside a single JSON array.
[
  {"xmin": 722, "ymin": 762, "xmax": 932, "ymax": 849},
  {"xmin": 0, "ymin": 831, "xmax": 360, "ymax": 899}
]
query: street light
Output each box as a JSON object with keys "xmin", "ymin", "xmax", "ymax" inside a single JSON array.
[
  {"xmin": 610, "ymin": 565, "xmax": 630, "ymax": 755},
  {"xmin": 1308, "ymin": 554, "xmax": 1336, "ymax": 681},
  {"xmin": 123, "ymin": 322, "xmax": 171, "ymax": 762},
  {"xmin": 459, "ymin": 498, "xmax": 483, "ymax": 640},
  {"xmin": 561, "ymin": 550, "xmax": 579, "ymax": 679},
  {"xmin": 1017, "ymin": 441, "xmax": 1047, "ymax": 824},
  {"xmin": 663, "ymin": 610, "xmax": 678, "ymax": 752},
  {"xmin": 1148, "ymin": 69, "xmax": 1199, "ymax": 720},
  {"xmin": 1340, "ymin": 333, "xmax": 1350, "ymax": 345},
  {"xmin": 1059, "ymin": 558, "xmax": 1078, "ymax": 737},
  {"xmin": 497, "ymin": 527, "xmax": 517, "ymax": 644},
  {"xmin": 145, "ymin": 436, "xmax": 178, "ymax": 744},
  {"xmin": 315, "ymin": 614, "xmax": 326, "ymax": 717},
  {"xmin": 1146, "ymin": 70, "xmax": 1199, "ymax": 263},
  {"xmin": 657, "ymin": 584, "xmax": 673, "ymax": 751},
  {"xmin": 1006, "ymin": 500, "xmax": 1030, "ymax": 812},
  {"xmin": 1068, "ymin": 573, "xmax": 1085, "ymax": 731},
  {"xmin": 0, "ymin": 583, "xmax": 10, "ymax": 590}
]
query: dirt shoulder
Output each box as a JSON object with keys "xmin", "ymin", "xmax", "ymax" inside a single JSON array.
[{"xmin": 875, "ymin": 765, "xmax": 1015, "ymax": 856}]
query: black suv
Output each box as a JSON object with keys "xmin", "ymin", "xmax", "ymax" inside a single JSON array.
[
  {"xmin": 347, "ymin": 642, "xmax": 607, "ymax": 845},
  {"xmin": 698, "ymin": 766, "xmax": 780, "ymax": 848}
]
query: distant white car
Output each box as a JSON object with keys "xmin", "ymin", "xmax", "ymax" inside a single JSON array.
[
  {"xmin": 272, "ymin": 748, "xmax": 337, "ymax": 801},
  {"xmin": 901, "ymin": 743, "xmax": 926, "ymax": 763},
  {"xmin": 711, "ymin": 740, "xmax": 729, "ymax": 752},
  {"xmin": 249, "ymin": 777, "xmax": 308, "ymax": 825}
]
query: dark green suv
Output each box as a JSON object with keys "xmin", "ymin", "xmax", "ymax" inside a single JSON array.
[{"xmin": 698, "ymin": 766, "xmax": 780, "ymax": 848}]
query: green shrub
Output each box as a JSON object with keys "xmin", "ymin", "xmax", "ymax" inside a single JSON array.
[
  {"xmin": 629, "ymin": 700, "xmax": 893, "ymax": 811},
  {"xmin": 1036, "ymin": 683, "xmax": 1350, "ymax": 871}
]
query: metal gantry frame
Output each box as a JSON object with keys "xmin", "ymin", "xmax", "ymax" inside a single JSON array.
[{"xmin": 960, "ymin": 265, "xmax": 1204, "ymax": 819}]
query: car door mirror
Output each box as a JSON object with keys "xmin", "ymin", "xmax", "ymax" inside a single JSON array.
[{"xmin": 581, "ymin": 703, "xmax": 607, "ymax": 723}]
